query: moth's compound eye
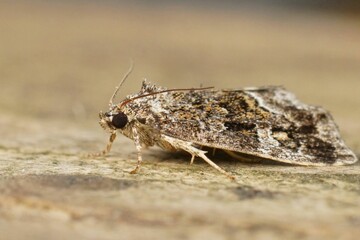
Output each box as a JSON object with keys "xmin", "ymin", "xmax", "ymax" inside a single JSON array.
[{"xmin": 111, "ymin": 112, "xmax": 128, "ymax": 129}]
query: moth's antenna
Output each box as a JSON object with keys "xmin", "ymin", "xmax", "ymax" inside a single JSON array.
[
  {"xmin": 109, "ymin": 61, "xmax": 134, "ymax": 107},
  {"xmin": 120, "ymin": 86, "xmax": 214, "ymax": 108}
]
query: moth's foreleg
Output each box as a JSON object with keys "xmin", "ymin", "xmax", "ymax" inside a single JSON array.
[
  {"xmin": 130, "ymin": 127, "xmax": 142, "ymax": 174},
  {"xmin": 162, "ymin": 135, "xmax": 235, "ymax": 180},
  {"xmin": 88, "ymin": 132, "xmax": 117, "ymax": 157}
]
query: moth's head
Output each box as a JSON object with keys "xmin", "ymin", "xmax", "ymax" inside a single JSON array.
[{"xmin": 99, "ymin": 108, "xmax": 129, "ymax": 133}]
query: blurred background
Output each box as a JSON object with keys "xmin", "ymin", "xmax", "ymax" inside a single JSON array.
[{"xmin": 0, "ymin": 0, "xmax": 359, "ymax": 143}]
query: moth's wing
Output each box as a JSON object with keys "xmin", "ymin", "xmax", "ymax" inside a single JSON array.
[{"xmin": 154, "ymin": 87, "xmax": 357, "ymax": 166}]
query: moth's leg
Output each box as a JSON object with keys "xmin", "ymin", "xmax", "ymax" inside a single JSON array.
[
  {"xmin": 190, "ymin": 155, "xmax": 195, "ymax": 165},
  {"xmin": 191, "ymin": 145, "xmax": 203, "ymax": 164},
  {"xmin": 88, "ymin": 132, "xmax": 117, "ymax": 157},
  {"xmin": 130, "ymin": 127, "xmax": 142, "ymax": 174},
  {"xmin": 212, "ymin": 148, "xmax": 217, "ymax": 156},
  {"xmin": 162, "ymin": 135, "xmax": 235, "ymax": 180},
  {"xmin": 192, "ymin": 147, "xmax": 216, "ymax": 162}
]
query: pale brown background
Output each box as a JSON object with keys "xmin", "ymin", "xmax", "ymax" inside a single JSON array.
[{"xmin": 0, "ymin": 1, "xmax": 359, "ymax": 240}]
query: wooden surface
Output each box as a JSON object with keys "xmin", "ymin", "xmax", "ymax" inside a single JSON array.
[{"xmin": 0, "ymin": 2, "xmax": 359, "ymax": 240}]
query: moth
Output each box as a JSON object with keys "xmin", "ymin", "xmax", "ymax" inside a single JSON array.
[{"xmin": 90, "ymin": 68, "xmax": 358, "ymax": 179}]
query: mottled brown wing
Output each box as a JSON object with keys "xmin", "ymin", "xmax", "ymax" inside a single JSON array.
[{"xmin": 152, "ymin": 87, "xmax": 357, "ymax": 166}]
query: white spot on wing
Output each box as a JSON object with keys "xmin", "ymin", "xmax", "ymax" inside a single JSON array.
[
  {"xmin": 246, "ymin": 91, "xmax": 281, "ymax": 114},
  {"xmin": 150, "ymin": 99, "xmax": 170, "ymax": 114}
]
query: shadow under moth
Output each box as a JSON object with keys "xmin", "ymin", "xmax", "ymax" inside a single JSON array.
[{"xmin": 90, "ymin": 68, "xmax": 358, "ymax": 179}]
